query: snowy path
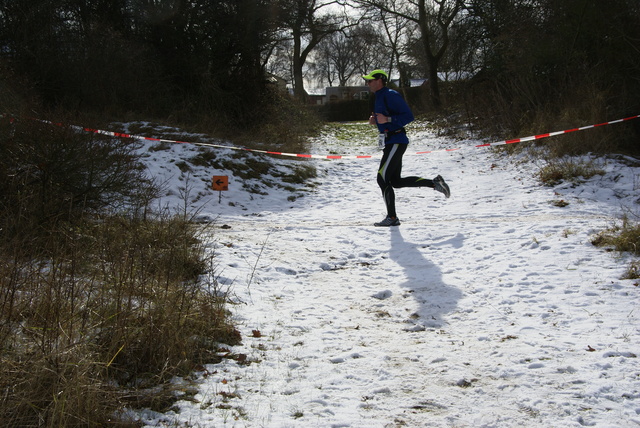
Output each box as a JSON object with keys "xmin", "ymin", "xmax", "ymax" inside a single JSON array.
[{"xmin": 137, "ymin": 126, "xmax": 640, "ymax": 427}]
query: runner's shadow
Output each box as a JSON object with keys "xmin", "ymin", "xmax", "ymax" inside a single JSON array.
[{"xmin": 388, "ymin": 228, "xmax": 463, "ymax": 330}]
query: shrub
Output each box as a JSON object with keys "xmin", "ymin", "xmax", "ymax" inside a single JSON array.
[
  {"xmin": 0, "ymin": 214, "xmax": 240, "ymax": 426},
  {"xmin": 591, "ymin": 219, "xmax": 640, "ymax": 256},
  {"xmin": 591, "ymin": 218, "xmax": 640, "ymax": 281},
  {"xmin": 536, "ymin": 157, "xmax": 605, "ymax": 186},
  {"xmin": 0, "ymin": 116, "xmax": 157, "ymax": 245},
  {"xmin": 623, "ymin": 261, "xmax": 640, "ymax": 280},
  {"xmin": 0, "ymin": 115, "xmax": 241, "ymax": 426}
]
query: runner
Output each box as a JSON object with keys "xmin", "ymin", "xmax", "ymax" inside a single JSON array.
[{"xmin": 363, "ymin": 69, "xmax": 450, "ymax": 227}]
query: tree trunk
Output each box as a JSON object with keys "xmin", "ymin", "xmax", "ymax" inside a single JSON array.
[
  {"xmin": 292, "ymin": 29, "xmax": 308, "ymax": 103},
  {"xmin": 426, "ymin": 52, "xmax": 442, "ymax": 109},
  {"xmin": 417, "ymin": 0, "xmax": 440, "ymax": 109}
]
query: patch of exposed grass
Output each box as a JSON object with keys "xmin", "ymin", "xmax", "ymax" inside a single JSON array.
[
  {"xmin": 591, "ymin": 219, "xmax": 640, "ymax": 255},
  {"xmin": 333, "ymin": 122, "xmax": 374, "ymax": 144},
  {"xmin": 190, "ymin": 147, "xmax": 218, "ymax": 167},
  {"xmin": 623, "ymin": 261, "xmax": 640, "ymax": 280},
  {"xmin": 591, "ymin": 218, "xmax": 640, "ymax": 280},
  {"xmin": 537, "ymin": 158, "xmax": 605, "ymax": 186}
]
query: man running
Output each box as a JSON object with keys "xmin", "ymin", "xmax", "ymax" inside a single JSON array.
[{"xmin": 363, "ymin": 69, "xmax": 450, "ymax": 227}]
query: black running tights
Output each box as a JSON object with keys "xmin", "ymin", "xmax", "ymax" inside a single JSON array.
[{"xmin": 377, "ymin": 143, "xmax": 434, "ymax": 218}]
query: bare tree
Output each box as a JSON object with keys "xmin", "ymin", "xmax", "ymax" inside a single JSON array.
[
  {"xmin": 265, "ymin": 36, "xmax": 295, "ymax": 84},
  {"xmin": 277, "ymin": 0, "xmax": 344, "ymax": 101},
  {"xmin": 311, "ymin": 32, "xmax": 346, "ymax": 86},
  {"xmin": 375, "ymin": 7, "xmax": 415, "ymax": 86},
  {"xmin": 349, "ymin": 0, "xmax": 465, "ymax": 108},
  {"xmin": 311, "ymin": 25, "xmax": 387, "ymax": 87}
]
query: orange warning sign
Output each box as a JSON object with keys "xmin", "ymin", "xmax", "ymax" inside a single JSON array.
[{"xmin": 212, "ymin": 175, "xmax": 228, "ymax": 191}]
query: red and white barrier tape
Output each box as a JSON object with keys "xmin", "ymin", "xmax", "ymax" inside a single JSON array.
[
  {"xmin": 462, "ymin": 114, "xmax": 640, "ymax": 152},
  {"xmin": 3, "ymin": 113, "xmax": 639, "ymax": 160}
]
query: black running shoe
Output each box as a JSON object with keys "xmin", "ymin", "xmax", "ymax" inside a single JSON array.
[
  {"xmin": 433, "ymin": 175, "xmax": 450, "ymax": 198},
  {"xmin": 374, "ymin": 216, "xmax": 401, "ymax": 227}
]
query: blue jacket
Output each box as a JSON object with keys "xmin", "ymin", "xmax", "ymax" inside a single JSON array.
[{"xmin": 374, "ymin": 86, "xmax": 414, "ymax": 144}]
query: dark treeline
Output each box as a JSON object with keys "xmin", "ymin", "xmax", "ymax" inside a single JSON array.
[
  {"xmin": 462, "ymin": 0, "xmax": 640, "ymax": 147},
  {"xmin": 0, "ymin": 0, "xmax": 639, "ymax": 149},
  {"xmin": 0, "ymin": 0, "xmax": 285, "ymax": 129}
]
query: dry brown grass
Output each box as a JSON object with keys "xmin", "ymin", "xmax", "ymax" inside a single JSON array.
[
  {"xmin": 0, "ymin": 212, "xmax": 241, "ymax": 427},
  {"xmin": 591, "ymin": 217, "xmax": 640, "ymax": 280},
  {"xmin": 0, "ymin": 115, "xmax": 241, "ymax": 426}
]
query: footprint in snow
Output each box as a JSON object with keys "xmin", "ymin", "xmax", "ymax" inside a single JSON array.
[
  {"xmin": 275, "ymin": 266, "xmax": 297, "ymax": 275},
  {"xmin": 372, "ymin": 290, "xmax": 393, "ymax": 300}
]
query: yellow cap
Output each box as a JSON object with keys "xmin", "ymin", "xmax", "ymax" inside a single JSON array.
[{"xmin": 362, "ymin": 69, "xmax": 389, "ymax": 81}]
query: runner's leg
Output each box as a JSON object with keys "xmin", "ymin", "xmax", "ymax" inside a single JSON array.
[{"xmin": 377, "ymin": 144, "xmax": 406, "ymax": 218}]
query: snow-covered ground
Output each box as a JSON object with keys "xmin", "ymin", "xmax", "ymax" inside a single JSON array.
[{"xmin": 128, "ymin": 120, "xmax": 640, "ymax": 427}]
